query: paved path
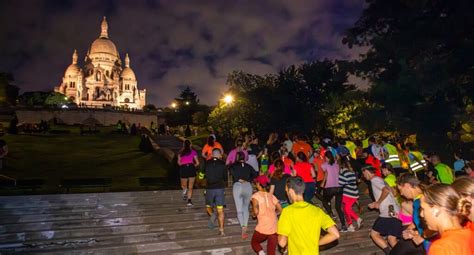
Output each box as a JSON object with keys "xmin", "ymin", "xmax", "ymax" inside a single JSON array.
[{"xmin": 0, "ymin": 189, "xmax": 382, "ymax": 254}]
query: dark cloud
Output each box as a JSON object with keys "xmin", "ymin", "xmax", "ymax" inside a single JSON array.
[{"xmin": 0, "ymin": 0, "xmax": 366, "ymax": 106}]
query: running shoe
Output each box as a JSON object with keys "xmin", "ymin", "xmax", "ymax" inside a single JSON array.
[
  {"xmin": 347, "ymin": 224, "xmax": 356, "ymax": 232},
  {"xmin": 187, "ymin": 200, "xmax": 193, "ymax": 206},
  {"xmin": 339, "ymin": 225, "xmax": 348, "ymax": 232},
  {"xmin": 182, "ymin": 189, "xmax": 187, "ymax": 200},
  {"xmin": 356, "ymin": 217, "xmax": 363, "ymax": 229},
  {"xmin": 218, "ymin": 229, "xmax": 225, "ymax": 236},
  {"xmin": 208, "ymin": 213, "xmax": 217, "ymax": 229}
]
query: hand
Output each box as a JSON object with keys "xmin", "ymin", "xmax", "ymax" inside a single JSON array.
[
  {"xmin": 402, "ymin": 228, "xmax": 417, "ymax": 240},
  {"xmin": 368, "ymin": 202, "xmax": 380, "ymax": 209}
]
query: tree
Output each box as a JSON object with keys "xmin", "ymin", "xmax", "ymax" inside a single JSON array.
[
  {"xmin": 0, "ymin": 72, "xmax": 19, "ymax": 106},
  {"xmin": 44, "ymin": 92, "xmax": 70, "ymax": 106},
  {"xmin": 143, "ymin": 104, "xmax": 157, "ymax": 112},
  {"xmin": 343, "ymin": 0, "xmax": 474, "ymax": 151},
  {"xmin": 18, "ymin": 91, "xmax": 51, "ymax": 106}
]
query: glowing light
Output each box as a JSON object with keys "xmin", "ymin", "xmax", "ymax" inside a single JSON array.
[
  {"xmin": 223, "ymin": 94, "xmax": 234, "ymax": 104},
  {"xmin": 185, "ymin": 101, "xmax": 190, "ymax": 105},
  {"xmin": 171, "ymin": 102, "xmax": 177, "ymax": 108}
]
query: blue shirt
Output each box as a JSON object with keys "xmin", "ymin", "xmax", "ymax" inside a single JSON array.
[
  {"xmin": 453, "ymin": 159, "xmax": 465, "ymax": 172},
  {"xmin": 413, "ymin": 197, "xmax": 431, "ymax": 250}
]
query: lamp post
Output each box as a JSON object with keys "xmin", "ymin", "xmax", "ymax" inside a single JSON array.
[{"xmin": 223, "ymin": 94, "xmax": 234, "ymax": 105}]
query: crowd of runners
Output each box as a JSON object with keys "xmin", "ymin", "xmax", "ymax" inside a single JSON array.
[{"xmin": 176, "ymin": 132, "xmax": 473, "ymax": 255}]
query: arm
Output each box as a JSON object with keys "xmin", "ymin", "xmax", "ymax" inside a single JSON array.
[
  {"xmin": 278, "ymin": 235, "xmax": 288, "ymax": 248},
  {"xmin": 177, "ymin": 155, "xmax": 182, "ymax": 166},
  {"xmin": 321, "ymin": 169, "xmax": 327, "ymax": 187},
  {"xmin": 318, "ymin": 225, "xmax": 340, "ymax": 245},
  {"xmin": 275, "ymin": 201, "xmax": 282, "ymax": 215},
  {"xmin": 193, "ymin": 155, "xmax": 199, "ymax": 168},
  {"xmin": 369, "ymin": 186, "xmax": 390, "ymax": 209},
  {"xmin": 310, "ymin": 166, "xmax": 316, "ymax": 179},
  {"xmin": 251, "ymin": 198, "xmax": 259, "ymax": 218},
  {"xmin": 269, "ymin": 185, "xmax": 275, "ymax": 196}
]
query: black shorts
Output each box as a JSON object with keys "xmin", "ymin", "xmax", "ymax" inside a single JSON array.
[
  {"xmin": 180, "ymin": 164, "xmax": 196, "ymax": 178},
  {"xmin": 205, "ymin": 188, "xmax": 225, "ymax": 208},
  {"xmin": 372, "ymin": 217, "xmax": 402, "ymax": 238}
]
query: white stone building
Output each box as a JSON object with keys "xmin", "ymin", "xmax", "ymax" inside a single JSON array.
[{"xmin": 54, "ymin": 17, "xmax": 146, "ymax": 109}]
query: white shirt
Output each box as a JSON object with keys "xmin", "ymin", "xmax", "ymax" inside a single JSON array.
[{"xmin": 371, "ymin": 176, "xmax": 399, "ymax": 217}]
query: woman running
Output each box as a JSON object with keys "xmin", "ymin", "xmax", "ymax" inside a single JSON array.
[
  {"xmin": 321, "ymin": 151, "xmax": 346, "ymax": 231},
  {"xmin": 269, "ymin": 159, "xmax": 291, "ymax": 208},
  {"xmin": 177, "ymin": 139, "xmax": 199, "ymax": 206},
  {"xmin": 251, "ymin": 175, "xmax": 282, "ymax": 255},
  {"xmin": 293, "ymin": 152, "xmax": 316, "ymax": 203},
  {"xmin": 229, "ymin": 151, "xmax": 257, "ymax": 240}
]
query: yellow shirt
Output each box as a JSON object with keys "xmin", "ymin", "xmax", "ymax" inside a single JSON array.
[{"xmin": 277, "ymin": 201, "xmax": 335, "ymax": 255}]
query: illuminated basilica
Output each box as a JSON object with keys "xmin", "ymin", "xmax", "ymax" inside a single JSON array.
[{"xmin": 54, "ymin": 17, "xmax": 146, "ymax": 109}]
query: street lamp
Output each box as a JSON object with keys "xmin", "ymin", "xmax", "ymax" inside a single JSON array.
[
  {"xmin": 171, "ymin": 102, "xmax": 177, "ymax": 108},
  {"xmin": 223, "ymin": 94, "xmax": 234, "ymax": 104},
  {"xmin": 185, "ymin": 101, "xmax": 190, "ymax": 105}
]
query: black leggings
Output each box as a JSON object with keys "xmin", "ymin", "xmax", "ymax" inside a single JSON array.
[{"xmin": 322, "ymin": 187, "xmax": 346, "ymax": 227}]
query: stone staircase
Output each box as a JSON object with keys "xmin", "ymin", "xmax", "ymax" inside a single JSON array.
[{"xmin": 0, "ymin": 189, "xmax": 382, "ymax": 254}]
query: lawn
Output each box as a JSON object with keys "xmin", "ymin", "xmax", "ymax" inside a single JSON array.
[{"xmin": 1, "ymin": 127, "xmax": 174, "ymax": 193}]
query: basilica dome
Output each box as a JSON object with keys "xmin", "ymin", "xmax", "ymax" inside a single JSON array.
[
  {"xmin": 64, "ymin": 50, "xmax": 81, "ymax": 76},
  {"xmin": 121, "ymin": 53, "xmax": 136, "ymax": 80},
  {"xmin": 89, "ymin": 38, "xmax": 118, "ymax": 57}
]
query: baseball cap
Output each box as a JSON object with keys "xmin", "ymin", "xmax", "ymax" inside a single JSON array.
[{"xmin": 254, "ymin": 175, "xmax": 270, "ymax": 187}]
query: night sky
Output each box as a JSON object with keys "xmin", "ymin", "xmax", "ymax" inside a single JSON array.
[{"xmin": 0, "ymin": 0, "xmax": 366, "ymax": 106}]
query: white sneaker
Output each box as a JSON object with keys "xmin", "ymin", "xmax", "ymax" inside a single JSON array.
[
  {"xmin": 182, "ymin": 189, "xmax": 187, "ymax": 200},
  {"xmin": 347, "ymin": 224, "xmax": 356, "ymax": 232},
  {"xmin": 356, "ymin": 217, "xmax": 363, "ymax": 229},
  {"xmin": 258, "ymin": 251, "xmax": 266, "ymax": 255}
]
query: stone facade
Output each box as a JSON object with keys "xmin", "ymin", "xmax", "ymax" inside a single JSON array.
[{"xmin": 54, "ymin": 17, "xmax": 146, "ymax": 109}]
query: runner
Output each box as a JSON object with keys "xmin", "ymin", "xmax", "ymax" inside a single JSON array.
[
  {"xmin": 420, "ymin": 184, "xmax": 472, "ymax": 255},
  {"xmin": 277, "ymin": 176, "xmax": 340, "ymax": 255},
  {"xmin": 250, "ymin": 175, "xmax": 282, "ymax": 255},
  {"xmin": 229, "ymin": 151, "xmax": 257, "ymax": 239},
  {"xmin": 293, "ymin": 152, "xmax": 316, "ymax": 203},
  {"xmin": 321, "ymin": 151, "xmax": 347, "ymax": 231},
  {"xmin": 269, "ymin": 159, "xmax": 291, "ymax": 208},
  {"xmin": 202, "ymin": 135, "xmax": 224, "ymax": 160},
  {"xmin": 338, "ymin": 158, "xmax": 361, "ymax": 232},
  {"xmin": 226, "ymin": 138, "xmax": 249, "ymax": 165},
  {"xmin": 246, "ymin": 135, "xmax": 261, "ymax": 172},
  {"xmin": 452, "ymin": 177, "xmax": 474, "ymax": 231},
  {"xmin": 177, "ymin": 139, "xmax": 199, "ymax": 206},
  {"xmin": 362, "ymin": 166, "xmax": 402, "ymax": 255},
  {"xmin": 204, "ymin": 149, "xmax": 227, "ymax": 236}
]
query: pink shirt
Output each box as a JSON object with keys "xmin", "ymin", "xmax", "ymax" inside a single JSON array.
[
  {"xmin": 179, "ymin": 150, "xmax": 197, "ymax": 165},
  {"xmin": 226, "ymin": 148, "xmax": 248, "ymax": 165},
  {"xmin": 321, "ymin": 162, "xmax": 340, "ymax": 188},
  {"xmin": 269, "ymin": 164, "xmax": 292, "ymax": 175},
  {"xmin": 252, "ymin": 191, "xmax": 279, "ymax": 235}
]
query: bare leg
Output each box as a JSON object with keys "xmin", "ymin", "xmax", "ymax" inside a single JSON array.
[
  {"xmin": 217, "ymin": 207, "xmax": 225, "ymax": 234},
  {"xmin": 370, "ymin": 230, "xmax": 388, "ymax": 250},
  {"xmin": 180, "ymin": 178, "xmax": 187, "ymax": 191},
  {"xmin": 387, "ymin": 235, "xmax": 398, "ymax": 248},
  {"xmin": 187, "ymin": 177, "xmax": 195, "ymax": 200}
]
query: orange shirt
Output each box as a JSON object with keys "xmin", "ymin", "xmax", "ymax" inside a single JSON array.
[
  {"xmin": 202, "ymin": 142, "xmax": 223, "ymax": 160},
  {"xmin": 312, "ymin": 156, "xmax": 325, "ymax": 182},
  {"xmin": 282, "ymin": 156, "xmax": 294, "ymax": 167},
  {"xmin": 292, "ymin": 141, "xmax": 312, "ymax": 157},
  {"xmin": 428, "ymin": 228, "xmax": 473, "ymax": 255},
  {"xmin": 252, "ymin": 191, "xmax": 279, "ymax": 235}
]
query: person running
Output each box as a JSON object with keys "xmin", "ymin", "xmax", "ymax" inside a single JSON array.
[
  {"xmin": 251, "ymin": 175, "xmax": 282, "ymax": 255},
  {"xmin": 177, "ymin": 139, "xmax": 199, "ymax": 206},
  {"xmin": 269, "ymin": 159, "xmax": 291, "ymax": 208},
  {"xmin": 293, "ymin": 152, "xmax": 316, "ymax": 203},
  {"xmin": 420, "ymin": 184, "xmax": 472, "ymax": 255},
  {"xmin": 229, "ymin": 151, "xmax": 257, "ymax": 240},
  {"xmin": 321, "ymin": 151, "xmax": 347, "ymax": 231},
  {"xmin": 394, "ymin": 174, "xmax": 428, "ymax": 254},
  {"xmin": 429, "ymin": 154, "xmax": 454, "ymax": 184},
  {"xmin": 268, "ymin": 152, "xmax": 292, "ymax": 176},
  {"xmin": 204, "ymin": 149, "xmax": 227, "ymax": 236},
  {"xmin": 453, "ymin": 151, "xmax": 466, "ymax": 177},
  {"xmin": 362, "ymin": 166, "xmax": 402, "ymax": 255},
  {"xmin": 202, "ymin": 135, "xmax": 224, "ymax": 160},
  {"xmin": 247, "ymin": 135, "xmax": 262, "ymax": 172},
  {"xmin": 277, "ymin": 176, "xmax": 340, "ymax": 255},
  {"xmin": 338, "ymin": 158, "xmax": 362, "ymax": 232},
  {"xmin": 292, "ymin": 135, "xmax": 312, "ymax": 159},
  {"xmin": 312, "ymin": 146, "xmax": 325, "ymax": 201},
  {"xmin": 226, "ymin": 139, "xmax": 249, "ymax": 165}
]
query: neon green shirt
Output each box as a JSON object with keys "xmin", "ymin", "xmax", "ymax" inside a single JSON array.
[
  {"xmin": 435, "ymin": 163, "xmax": 454, "ymax": 184},
  {"xmin": 384, "ymin": 174, "xmax": 397, "ymax": 188},
  {"xmin": 277, "ymin": 201, "xmax": 335, "ymax": 255}
]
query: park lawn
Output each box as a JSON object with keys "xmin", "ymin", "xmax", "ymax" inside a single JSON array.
[{"xmin": 1, "ymin": 131, "xmax": 172, "ymax": 192}]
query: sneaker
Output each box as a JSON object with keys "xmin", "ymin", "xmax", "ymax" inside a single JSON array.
[
  {"xmin": 347, "ymin": 224, "xmax": 356, "ymax": 232},
  {"xmin": 339, "ymin": 226, "xmax": 348, "ymax": 232},
  {"xmin": 182, "ymin": 189, "xmax": 187, "ymax": 200},
  {"xmin": 208, "ymin": 214, "xmax": 217, "ymax": 229},
  {"xmin": 218, "ymin": 229, "xmax": 225, "ymax": 236},
  {"xmin": 187, "ymin": 200, "xmax": 193, "ymax": 206},
  {"xmin": 356, "ymin": 217, "xmax": 363, "ymax": 229}
]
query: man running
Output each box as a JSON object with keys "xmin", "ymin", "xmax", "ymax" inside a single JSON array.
[
  {"xmin": 204, "ymin": 148, "xmax": 227, "ymax": 236},
  {"xmin": 277, "ymin": 176, "xmax": 340, "ymax": 254}
]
